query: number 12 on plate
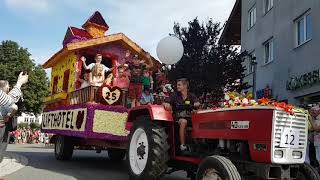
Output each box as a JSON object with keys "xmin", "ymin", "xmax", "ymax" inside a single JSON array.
[{"xmin": 279, "ymin": 128, "xmax": 300, "ymax": 148}]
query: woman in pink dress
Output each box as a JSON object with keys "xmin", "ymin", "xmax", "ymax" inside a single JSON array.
[{"xmin": 113, "ymin": 66, "xmax": 129, "ymax": 89}]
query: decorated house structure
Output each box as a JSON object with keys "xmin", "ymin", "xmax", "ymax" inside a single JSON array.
[{"xmin": 43, "ymin": 11, "xmax": 160, "ymax": 107}]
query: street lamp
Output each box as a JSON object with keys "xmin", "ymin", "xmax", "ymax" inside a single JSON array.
[{"xmin": 249, "ymin": 54, "xmax": 257, "ymax": 99}]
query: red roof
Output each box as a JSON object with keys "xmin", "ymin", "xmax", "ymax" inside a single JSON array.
[
  {"xmin": 62, "ymin": 27, "xmax": 93, "ymax": 46},
  {"xmin": 70, "ymin": 27, "xmax": 92, "ymax": 39}
]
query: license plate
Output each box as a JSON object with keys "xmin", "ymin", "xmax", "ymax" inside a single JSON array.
[{"xmin": 279, "ymin": 128, "xmax": 300, "ymax": 148}]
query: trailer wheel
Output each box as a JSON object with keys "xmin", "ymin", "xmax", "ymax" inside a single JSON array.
[
  {"xmin": 196, "ymin": 155, "xmax": 241, "ymax": 180},
  {"xmin": 108, "ymin": 148, "xmax": 126, "ymax": 161},
  {"xmin": 0, "ymin": 126, "xmax": 9, "ymax": 163},
  {"xmin": 127, "ymin": 119, "xmax": 169, "ymax": 180},
  {"xmin": 54, "ymin": 136, "xmax": 74, "ymax": 161},
  {"xmin": 296, "ymin": 163, "xmax": 320, "ymax": 180}
]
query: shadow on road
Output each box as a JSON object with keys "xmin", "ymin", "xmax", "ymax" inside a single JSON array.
[{"xmin": 7, "ymin": 146, "xmax": 187, "ymax": 180}]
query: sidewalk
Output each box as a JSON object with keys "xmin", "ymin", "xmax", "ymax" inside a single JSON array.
[{"xmin": 0, "ymin": 152, "xmax": 28, "ymax": 177}]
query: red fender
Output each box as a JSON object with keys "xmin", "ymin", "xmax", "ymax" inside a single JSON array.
[{"xmin": 127, "ymin": 105, "xmax": 173, "ymax": 123}]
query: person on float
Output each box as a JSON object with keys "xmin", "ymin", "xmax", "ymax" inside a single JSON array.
[
  {"xmin": 81, "ymin": 54, "xmax": 114, "ymax": 86},
  {"xmin": 78, "ymin": 69, "xmax": 91, "ymax": 89},
  {"xmin": 142, "ymin": 68, "xmax": 152, "ymax": 90},
  {"xmin": 140, "ymin": 87, "xmax": 154, "ymax": 105},
  {"xmin": 127, "ymin": 54, "xmax": 153, "ymax": 108},
  {"xmin": 113, "ymin": 65, "xmax": 130, "ymax": 89},
  {"xmin": 163, "ymin": 78, "xmax": 200, "ymax": 152},
  {"xmin": 142, "ymin": 52, "xmax": 153, "ymax": 90}
]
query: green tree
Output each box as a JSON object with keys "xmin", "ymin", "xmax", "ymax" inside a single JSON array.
[
  {"xmin": 169, "ymin": 18, "xmax": 248, "ymax": 106},
  {"xmin": 29, "ymin": 122, "xmax": 41, "ymax": 130},
  {"xmin": 0, "ymin": 40, "xmax": 49, "ymax": 115}
]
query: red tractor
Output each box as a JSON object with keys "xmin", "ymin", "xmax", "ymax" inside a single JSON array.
[{"xmin": 126, "ymin": 105, "xmax": 319, "ymax": 179}]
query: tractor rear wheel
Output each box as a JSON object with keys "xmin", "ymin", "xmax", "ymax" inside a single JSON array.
[
  {"xmin": 296, "ymin": 163, "xmax": 320, "ymax": 180},
  {"xmin": 196, "ymin": 155, "xmax": 241, "ymax": 180},
  {"xmin": 127, "ymin": 119, "xmax": 169, "ymax": 180},
  {"xmin": 54, "ymin": 135, "xmax": 74, "ymax": 161}
]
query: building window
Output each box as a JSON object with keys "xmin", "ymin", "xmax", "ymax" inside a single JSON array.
[
  {"xmin": 63, "ymin": 69, "xmax": 70, "ymax": 92},
  {"xmin": 264, "ymin": 0, "xmax": 273, "ymax": 14},
  {"xmin": 248, "ymin": 6, "xmax": 256, "ymax": 29},
  {"xmin": 52, "ymin": 76, "xmax": 58, "ymax": 94},
  {"xmin": 264, "ymin": 38, "xmax": 274, "ymax": 64},
  {"xmin": 24, "ymin": 117, "xmax": 28, "ymax": 122},
  {"xmin": 295, "ymin": 11, "xmax": 312, "ymax": 46}
]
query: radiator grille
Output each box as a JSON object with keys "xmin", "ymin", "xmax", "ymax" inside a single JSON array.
[{"xmin": 273, "ymin": 110, "xmax": 307, "ymax": 149}]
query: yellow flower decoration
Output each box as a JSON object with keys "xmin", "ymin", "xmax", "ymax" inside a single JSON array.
[{"xmin": 93, "ymin": 110, "xmax": 128, "ymax": 136}]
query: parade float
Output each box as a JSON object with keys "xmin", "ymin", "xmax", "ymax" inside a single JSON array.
[
  {"xmin": 41, "ymin": 12, "xmax": 316, "ymax": 180},
  {"xmin": 41, "ymin": 11, "xmax": 160, "ymax": 160}
]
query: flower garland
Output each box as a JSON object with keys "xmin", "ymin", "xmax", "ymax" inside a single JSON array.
[
  {"xmin": 223, "ymin": 91, "xmax": 299, "ymax": 115},
  {"xmin": 223, "ymin": 91, "xmax": 258, "ymax": 107}
]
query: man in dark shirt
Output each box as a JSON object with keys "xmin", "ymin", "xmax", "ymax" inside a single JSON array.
[{"xmin": 163, "ymin": 78, "xmax": 200, "ymax": 152}]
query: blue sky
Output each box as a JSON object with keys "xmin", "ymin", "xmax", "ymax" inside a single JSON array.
[{"xmin": 0, "ymin": 0, "xmax": 235, "ymax": 67}]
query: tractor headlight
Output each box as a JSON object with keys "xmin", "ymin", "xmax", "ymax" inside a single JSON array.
[
  {"xmin": 292, "ymin": 151, "xmax": 302, "ymax": 159},
  {"xmin": 274, "ymin": 150, "xmax": 283, "ymax": 158}
]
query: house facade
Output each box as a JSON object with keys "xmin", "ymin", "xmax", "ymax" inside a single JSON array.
[
  {"xmin": 220, "ymin": 0, "xmax": 320, "ymax": 105},
  {"xmin": 17, "ymin": 113, "xmax": 42, "ymax": 125}
]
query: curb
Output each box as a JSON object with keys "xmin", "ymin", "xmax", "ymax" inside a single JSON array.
[{"xmin": 0, "ymin": 152, "xmax": 28, "ymax": 177}]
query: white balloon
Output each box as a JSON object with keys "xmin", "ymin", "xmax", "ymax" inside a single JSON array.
[{"xmin": 156, "ymin": 36, "xmax": 184, "ymax": 64}]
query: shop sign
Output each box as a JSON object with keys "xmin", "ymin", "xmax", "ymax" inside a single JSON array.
[
  {"xmin": 286, "ymin": 69, "xmax": 320, "ymax": 91},
  {"xmin": 42, "ymin": 108, "xmax": 87, "ymax": 131}
]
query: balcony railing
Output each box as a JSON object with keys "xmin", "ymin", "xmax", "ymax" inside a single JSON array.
[
  {"xmin": 69, "ymin": 86, "xmax": 128, "ymax": 107},
  {"xmin": 69, "ymin": 86, "xmax": 100, "ymax": 105}
]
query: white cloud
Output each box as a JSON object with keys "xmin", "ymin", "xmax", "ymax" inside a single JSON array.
[
  {"xmin": 5, "ymin": 0, "xmax": 50, "ymax": 13},
  {"xmin": 4, "ymin": 0, "xmax": 236, "ymax": 70},
  {"xmin": 98, "ymin": 0, "xmax": 236, "ymax": 56}
]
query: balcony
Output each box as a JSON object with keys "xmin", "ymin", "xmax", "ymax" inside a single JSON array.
[
  {"xmin": 69, "ymin": 86, "xmax": 128, "ymax": 106},
  {"xmin": 69, "ymin": 86, "xmax": 99, "ymax": 105},
  {"xmin": 44, "ymin": 85, "xmax": 168, "ymax": 108}
]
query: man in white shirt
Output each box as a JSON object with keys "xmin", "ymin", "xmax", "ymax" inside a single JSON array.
[
  {"xmin": 81, "ymin": 54, "xmax": 114, "ymax": 86},
  {"xmin": 0, "ymin": 72, "xmax": 28, "ymax": 168}
]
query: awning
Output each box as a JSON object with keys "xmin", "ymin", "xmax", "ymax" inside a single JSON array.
[{"xmin": 219, "ymin": 0, "xmax": 241, "ymax": 45}]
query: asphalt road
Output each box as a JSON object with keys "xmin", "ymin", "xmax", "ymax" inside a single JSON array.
[{"xmin": 5, "ymin": 144, "xmax": 188, "ymax": 180}]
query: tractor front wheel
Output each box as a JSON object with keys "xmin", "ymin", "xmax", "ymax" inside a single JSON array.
[
  {"xmin": 196, "ymin": 155, "xmax": 241, "ymax": 180},
  {"xmin": 296, "ymin": 163, "xmax": 320, "ymax": 180},
  {"xmin": 127, "ymin": 119, "xmax": 169, "ymax": 180}
]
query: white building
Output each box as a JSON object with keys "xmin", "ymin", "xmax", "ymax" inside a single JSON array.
[{"xmin": 17, "ymin": 113, "xmax": 42, "ymax": 125}]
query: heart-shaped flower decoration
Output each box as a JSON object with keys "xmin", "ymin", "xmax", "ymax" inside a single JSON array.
[{"xmin": 102, "ymin": 86, "xmax": 121, "ymax": 105}]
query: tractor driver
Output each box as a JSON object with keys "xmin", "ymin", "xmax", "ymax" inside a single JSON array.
[{"xmin": 163, "ymin": 78, "xmax": 200, "ymax": 152}]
